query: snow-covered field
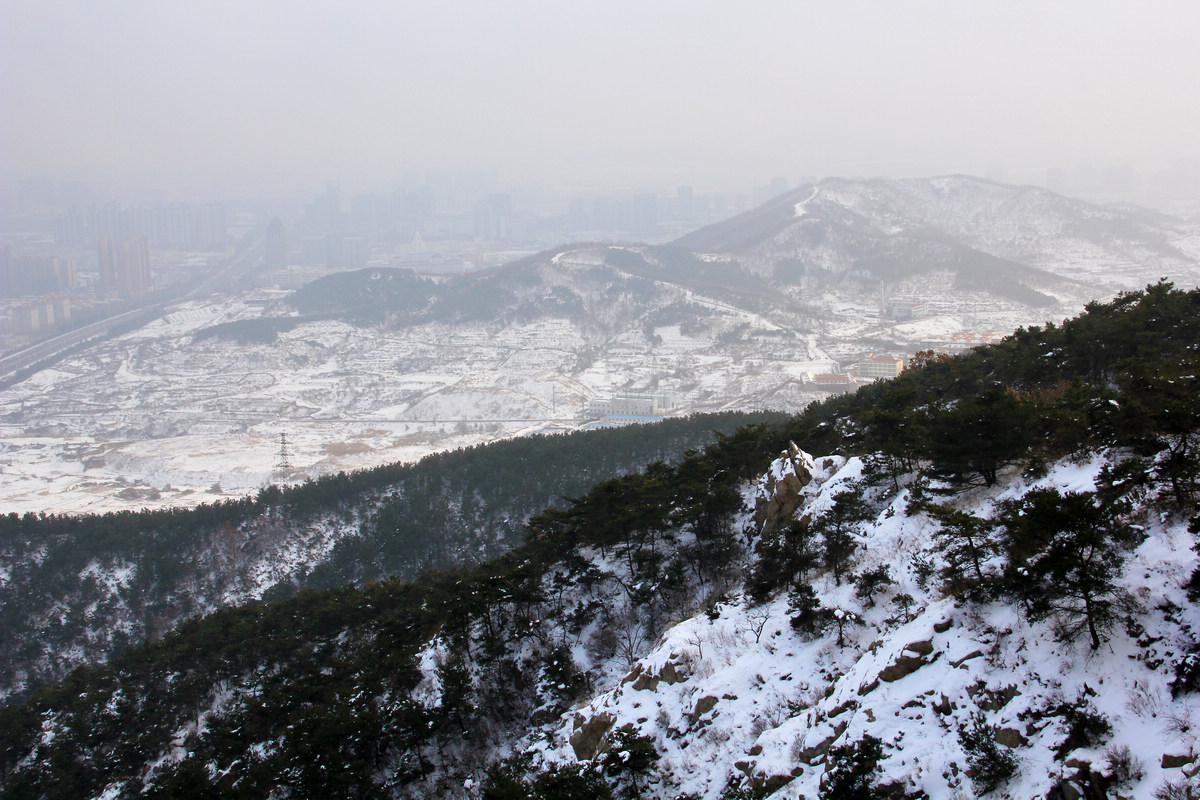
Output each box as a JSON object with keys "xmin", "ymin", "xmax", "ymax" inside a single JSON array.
[{"xmin": 0, "ymin": 291, "xmax": 836, "ymax": 515}]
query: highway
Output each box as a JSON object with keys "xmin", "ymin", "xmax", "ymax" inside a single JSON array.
[{"xmin": 0, "ymin": 228, "xmax": 265, "ymax": 381}]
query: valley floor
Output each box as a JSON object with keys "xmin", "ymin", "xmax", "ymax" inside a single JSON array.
[{"xmin": 0, "ymin": 289, "xmax": 836, "ymax": 514}]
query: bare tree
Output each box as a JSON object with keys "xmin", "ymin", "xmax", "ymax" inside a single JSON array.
[{"xmin": 746, "ymin": 605, "xmax": 773, "ymax": 644}]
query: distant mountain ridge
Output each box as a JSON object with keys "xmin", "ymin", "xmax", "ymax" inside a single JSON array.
[
  {"xmin": 273, "ymin": 176, "xmax": 1200, "ymax": 345},
  {"xmin": 675, "ymin": 174, "xmax": 1199, "ymax": 299},
  {"xmin": 285, "ymin": 244, "xmax": 779, "ymax": 331}
]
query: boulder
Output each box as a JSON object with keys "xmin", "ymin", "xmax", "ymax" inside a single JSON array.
[
  {"xmin": 659, "ymin": 661, "xmax": 686, "ymax": 685},
  {"xmin": 1162, "ymin": 753, "xmax": 1196, "ymax": 769},
  {"xmin": 795, "ymin": 720, "xmax": 849, "ymax": 764},
  {"xmin": 995, "ymin": 727, "xmax": 1028, "ymax": 748},
  {"xmin": 1054, "ymin": 780, "xmax": 1082, "ymax": 800},
  {"xmin": 979, "ymin": 685, "xmax": 1021, "ymax": 711},
  {"xmin": 630, "ymin": 660, "xmax": 689, "ymax": 691},
  {"xmin": 755, "ymin": 774, "xmax": 796, "ymax": 794},
  {"xmin": 569, "ymin": 712, "xmax": 615, "ymax": 760},
  {"xmin": 904, "ymin": 639, "xmax": 935, "ymax": 657},
  {"xmin": 630, "ymin": 673, "xmax": 658, "ymax": 691},
  {"xmin": 951, "ymin": 649, "xmax": 984, "ymax": 668},
  {"xmin": 880, "ymin": 654, "xmax": 928, "ymax": 683},
  {"xmin": 828, "ymin": 699, "xmax": 858, "ymax": 718},
  {"xmin": 688, "ymin": 695, "xmax": 720, "ymax": 724}
]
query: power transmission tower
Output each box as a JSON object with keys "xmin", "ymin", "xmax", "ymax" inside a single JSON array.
[{"xmin": 275, "ymin": 432, "xmax": 293, "ymax": 478}]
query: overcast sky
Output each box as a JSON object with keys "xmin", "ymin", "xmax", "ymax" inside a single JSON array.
[{"xmin": 3, "ymin": 1, "xmax": 1199, "ymax": 196}]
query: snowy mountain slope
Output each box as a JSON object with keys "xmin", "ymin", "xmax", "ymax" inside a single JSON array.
[
  {"xmin": 0, "ymin": 500, "xmax": 363, "ymax": 702},
  {"xmin": 288, "ymin": 245, "xmax": 786, "ymax": 336},
  {"xmin": 6, "ymin": 431, "xmax": 1193, "ymax": 799},
  {"xmin": 531, "ymin": 450, "xmax": 1199, "ymax": 799},
  {"xmin": 859, "ymin": 176, "xmax": 1198, "ymax": 276},
  {"xmin": 0, "ymin": 412, "xmax": 774, "ymax": 702},
  {"xmin": 675, "ymin": 175, "xmax": 1200, "ymax": 299}
]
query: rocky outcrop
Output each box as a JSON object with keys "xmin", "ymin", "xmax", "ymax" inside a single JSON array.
[
  {"xmin": 995, "ymin": 727, "xmax": 1028, "ymax": 748},
  {"xmin": 626, "ymin": 660, "xmax": 688, "ymax": 692},
  {"xmin": 569, "ymin": 712, "xmax": 615, "ymax": 760},
  {"xmin": 753, "ymin": 442, "xmax": 816, "ymax": 535},
  {"xmin": 1161, "ymin": 752, "xmax": 1196, "ymax": 769},
  {"xmin": 878, "ymin": 639, "xmax": 936, "ymax": 683},
  {"xmin": 688, "ymin": 695, "xmax": 720, "ymax": 724},
  {"xmin": 794, "ymin": 719, "xmax": 850, "ymax": 764}
]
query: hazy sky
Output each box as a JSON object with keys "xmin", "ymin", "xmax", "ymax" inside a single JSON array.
[{"xmin": 3, "ymin": 0, "xmax": 1199, "ymax": 195}]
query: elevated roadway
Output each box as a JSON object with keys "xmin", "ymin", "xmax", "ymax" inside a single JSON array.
[{"xmin": 0, "ymin": 228, "xmax": 265, "ymax": 382}]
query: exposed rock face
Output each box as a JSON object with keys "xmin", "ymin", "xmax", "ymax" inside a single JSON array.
[
  {"xmin": 794, "ymin": 719, "xmax": 849, "ymax": 764},
  {"xmin": 628, "ymin": 660, "xmax": 688, "ymax": 692},
  {"xmin": 879, "ymin": 654, "xmax": 929, "ymax": 683},
  {"xmin": 569, "ymin": 712, "xmax": 615, "ymax": 760},
  {"xmin": 877, "ymin": 639, "xmax": 937, "ymax": 683},
  {"xmin": 1162, "ymin": 753, "xmax": 1196, "ymax": 769},
  {"xmin": 546, "ymin": 444, "xmax": 1200, "ymax": 799},
  {"xmin": 995, "ymin": 727, "xmax": 1028, "ymax": 748},
  {"xmin": 753, "ymin": 442, "xmax": 816, "ymax": 535},
  {"xmin": 688, "ymin": 695, "xmax": 720, "ymax": 724}
]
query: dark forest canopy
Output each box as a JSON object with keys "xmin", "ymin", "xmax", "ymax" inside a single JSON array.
[{"xmin": 0, "ymin": 410, "xmax": 786, "ymax": 701}]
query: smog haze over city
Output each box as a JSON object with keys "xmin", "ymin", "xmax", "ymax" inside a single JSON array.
[
  {"xmin": 6, "ymin": 8, "xmax": 1200, "ymax": 796},
  {"xmin": 4, "ymin": 0, "xmax": 1200, "ymax": 199},
  {"xmin": 2, "ymin": 1, "xmax": 1200, "ymax": 515}
]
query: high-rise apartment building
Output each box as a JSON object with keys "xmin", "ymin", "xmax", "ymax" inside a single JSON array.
[
  {"xmin": 265, "ymin": 217, "xmax": 287, "ymax": 270},
  {"xmin": 0, "ymin": 253, "xmax": 76, "ymax": 297},
  {"xmin": 97, "ymin": 237, "xmax": 151, "ymax": 296},
  {"xmin": 473, "ymin": 194, "xmax": 512, "ymax": 241},
  {"xmin": 56, "ymin": 203, "xmax": 228, "ymax": 251}
]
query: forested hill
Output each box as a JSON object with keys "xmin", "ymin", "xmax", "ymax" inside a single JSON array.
[
  {"xmin": 781, "ymin": 279, "xmax": 1199, "ymax": 490},
  {"xmin": 0, "ymin": 410, "xmax": 784, "ymax": 702},
  {"xmin": 1, "ymin": 283, "xmax": 1198, "ymax": 799}
]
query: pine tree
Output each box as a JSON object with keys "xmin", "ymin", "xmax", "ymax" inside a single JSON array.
[
  {"xmin": 921, "ymin": 503, "xmax": 998, "ymax": 594},
  {"xmin": 958, "ymin": 712, "xmax": 1018, "ymax": 795},
  {"xmin": 1000, "ymin": 489, "xmax": 1140, "ymax": 650},
  {"xmin": 820, "ymin": 735, "xmax": 898, "ymax": 799},
  {"xmin": 1115, "ymin": 358, "xmax": 1200, "ymax": 510},
  {"xmin": 919, "ymin": 389, "xmax": 1031, "ymax": 488},
  {"xmin": 788, "ymin": 583, "xmax": 833, "ymax": 636},
  {"xmin": 815, "ymin": 489, "xmax": 870, "ymax": 585},
  {"xmin": 748, "ymin": 518, "xmax": 820, "ymax": 602},
  {"xmin": 853, "ymin": 565, "xmax": 895, "ymax": 607}
]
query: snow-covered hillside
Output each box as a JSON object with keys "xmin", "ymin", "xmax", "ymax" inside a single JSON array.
[
  {"xmin": 812, "ymin": 176, "xmax": 1200, "ymax": 285},
  {"xmin": 3, "ymin": 283, "xmax": 1197, "ymax": 799},
  {"xmin": 679, "ymin": 175, "xmax": 1200, "ymax": 303},
  {"xmin": 519, "ymin": 449, "xmax": 1198, "ymax": 798}
]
